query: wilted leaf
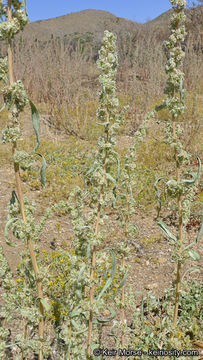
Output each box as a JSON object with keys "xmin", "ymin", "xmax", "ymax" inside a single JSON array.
[
  {"xmin": 4, "ymin": 218, "xmax": 18, "ymax": 247},
  {"xmin": 96, "ymin": 307, "xmax": 116, "ymax": 323},
  {"xmin": 157, "ymin": 221, "xmax": 177, "ymax": 241},
  {"xmin": 182, "ymin": 266, "xmax": 200, "ymax": 280}
]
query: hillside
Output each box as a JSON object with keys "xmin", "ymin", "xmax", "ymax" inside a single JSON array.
[
  {"xmin": 18, "ymin": 9, "xmax": 140, "ymax": 42},
  {"xmin": 143, "ymin": 5, "xmax": 203, "ymax": 43},
  {"xmin": 15, "ymin": 5, "xmax": 203, "ymax": 47}
]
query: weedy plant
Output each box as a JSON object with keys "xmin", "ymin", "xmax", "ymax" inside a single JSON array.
[
  {"xmin": 0, "ymin": 0, "xmax": 202, "ymax": 359},
  {"xmin": 63, "ymin": 30, "xmax": 128, "ymax": 359},
  {"xmin": 153, "ymin": 0, "xmax": 202, "ymax": 327},
  {"xmin": 0, "ymin": 1, "xmax": 49, "ymax": 359}
]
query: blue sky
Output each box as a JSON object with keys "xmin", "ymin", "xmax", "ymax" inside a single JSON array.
[{"xmin": 27, "ymin": 0, "xmax": 176, "ymax": 24}]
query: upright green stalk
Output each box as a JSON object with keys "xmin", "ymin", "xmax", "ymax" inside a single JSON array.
[
  {"xmin": 155, "ymin": 0, "xmax": 201, "ymax": 327},
  {"xmin": 60, "ymin": 31, "xmax": 123, "ymax": 358},
  {"xmin": 166, "ymin": 0, "xmax": 186, "ymax": 327},
  {"xmin": 86, "ymin": 30, "xmax": 124, "ymax": 357},
  {"xmin": 0, "ymin": 1, "xmax": 46, "ymax": 358}
]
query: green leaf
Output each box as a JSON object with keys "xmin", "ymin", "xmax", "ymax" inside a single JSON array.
[
  {"xmin": 70, "ymin": 319, "xmax": 88, "ymax": 334},
  {"xmin": 86, "ymin": 243, "xmax": 91, "ymax": 258},
  {"xmin": 9, "ymin": 190, "xmax": 19, "ymax": 205},
  {"xmin": 182, "ymin": 266, "xmax": 200, "ymax": 281},
  {"xmin": 181, "ymin": 156, "xmax": 201, "ymax": 185},
  {"xmin": 183, "ymin": 221, "xmax": 203, "ymax": 252},
  {"xmin": 40, "ymin": 155, "xmax": 47, "ymax": 186},
  {"xmin": 96, "ymin": 272, "xmax": 114, "ymax": 301},
  {"xmin": 154, "ymin": 177, "xmax": 165, "ymax": 219},
  {"xmin": 4, "ymin": 218, "xmax": 18, "ymax": 247},
  {"xmin": 29, "ymin": 100, "xmax": 40, "ymax": 152},
  {"xmin": 85, "ymin": 164, "xmax": 99, "ymax": 178},
  {"xmin": 70, "ymin": 319, "xmax": 81, "ymax": 331},
  {"xmin": 96, "ymin": 307, "xmax": 117, "ymax": 323},
  {"xmin": 77, "ymin": 264, "xmax": 86, "ymax": 282},
  {"xmin": 157, "ymin": 221, "xmax": 177, "ymax": 241},
  {"xmin": 29, "ymin": 100, "xmax": 47, "ymax": 186},
  {"xmin": 74, "ymin": 326, "xmax": 88, "ymax": 335},
  {"xmin": 183, "ymin": 241, "xmax": 196, "ymax": 251},
  {"xmin": 105, "ymin": 173, "xmax": 116, "ymax": 186},
  {"xmin": 96, "ymin": 121, "xmax": 110, "ymax": 126},
  {"xmin": 188, "ymin": 250, "xmax": 200, "ymax": 261},
  {"xmin": 75, "ymin": 289, "xmax": 82, "ymax": 299},
  {"xmin": 35, "ymin": 153, "xmax": 47, "ymax": 186},
  {"xmin": 70, "ymin": 309, "xmax": 85, "ymax": 318},
  {"xmin": 74, "ymin": 284, "xmax": 83, "ymax": 297},
  {"xmin": 39, "ymin": 298, "xmax": 51, "ymax": 312},
  {"xmin": 117, "ymin": 272, "xmax": 128, "ymax": 291},
  {"xmin": 4, "ymin": 341, "xmax": 22, "ymax": 349},
  {"xmin": 107, "ymin": 320, "xmax": 118, "ymax": 340},
  {"xmin": 84, "ymin": 164, "xmax": 100, "ymax": 189},
  {"xmin": 96, "ymin": 249, "xmax": 116, "ymax": 301}
]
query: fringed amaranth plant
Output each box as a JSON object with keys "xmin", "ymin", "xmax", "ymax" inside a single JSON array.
[
  {"xmin": 154, "ymin": 0, "xmax": 202, "ymax": 327},
  {"xmin": 0, "ymin": 1, "xmax": 48, "ymax": 359},
  {"xmin": 63, "ymin": 30, "xmax": 127, "ymax": 358},
  {"xmin": 86, "ymin": 30, "xmax": 127, "ymax": 357}
]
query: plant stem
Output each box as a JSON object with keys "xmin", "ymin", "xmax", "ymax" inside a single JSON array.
[
  {"xmin": 87, "ymin": 245, "xmax": 96, "ymax": 357},
  {"xmin": 120, "ymin": 211, "xmax": 129, "ymax": 348},
  {"xmin": 121, "ymin": 256, "xmax": 125, "ymax": 347},
  {"xmin": 87, "ymin": 121, "xmax": 109, "ymax": 357},
  {"xmin": 172, "ymin": 121, "xmax": 183, "ymax": 327},
  {"xmin": 7, "ymin": 2, "xmax": 44, "ymax": 357},
  {"xmin": 87, "ymin": 190, "xmax": 102, "ymax": 357}
]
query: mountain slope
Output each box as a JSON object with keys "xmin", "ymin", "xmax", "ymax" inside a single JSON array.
[{"xmin": 18, "ymin": 9, "xmax": 140, "ymax": 42}]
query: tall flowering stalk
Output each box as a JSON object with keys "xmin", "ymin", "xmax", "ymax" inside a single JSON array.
[
  {"xmin": 65, "ymin": 30, "xmax": 125, "ymax": 357},
  {"xmin": 86, "ymin": 30, "xmax": 125, "ymax": 357},
  {"xmin": 0, "ymin": 1, "xmax": 47, "ymax": 358},
  {"xmin": 155, "ymin": 0, "xmax": 202, "ymax": 326}
]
